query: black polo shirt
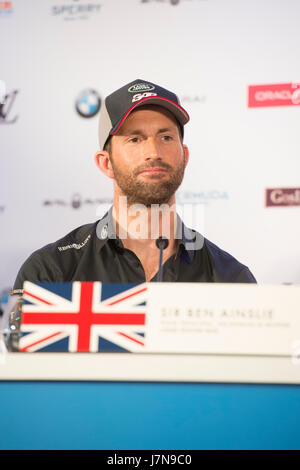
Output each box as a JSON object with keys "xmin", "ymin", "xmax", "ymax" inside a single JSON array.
[{"xmin": 12, "ymin": 207, "xmax": 256, "ymax": 294}]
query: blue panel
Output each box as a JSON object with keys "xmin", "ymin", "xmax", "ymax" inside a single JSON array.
[{"xmin": 0, "ymin": 382, "xmax": 299, "ymax": 450}]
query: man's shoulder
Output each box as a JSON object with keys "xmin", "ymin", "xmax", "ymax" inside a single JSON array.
[
  {"xmin": 202, "ymin": 237, "xmax": 256, "ymax": 283},
  {"xmin": 204, "ymin": 237, "xmax": 241, "ymax": 262},
  {"xmin": 12, "ymin": 221, "xmax": 100, "ymax": 293},
  {"xmin": 30, "ymin": 221, "xmax": 98, "ymax": 258}
]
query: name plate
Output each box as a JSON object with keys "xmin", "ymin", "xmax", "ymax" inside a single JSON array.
[
  {"xmin": 13, "ymin": 281, "xmax": 300, "ymax": 358},
  {"xmin": 147, "ymin": 283, "xmax": 300, "ymax": 357}
]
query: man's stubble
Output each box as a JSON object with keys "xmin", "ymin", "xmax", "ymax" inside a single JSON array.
[{"xmin": 109, "ymin": 154, "xmax": 186, "ymax": 207}]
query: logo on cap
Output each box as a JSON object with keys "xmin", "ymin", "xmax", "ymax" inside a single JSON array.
[
  {"xmin": 128, "ymin": 83, "xmax": 155, "ymax": 93},
  {"xmin": 132, "ymin": 92, "xmax": 157, "ymax": 103}
]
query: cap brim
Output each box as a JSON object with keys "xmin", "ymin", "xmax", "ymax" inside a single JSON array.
[{"xmin": 110, "ymin": 96, "xmax": 189, "ymax": 136}]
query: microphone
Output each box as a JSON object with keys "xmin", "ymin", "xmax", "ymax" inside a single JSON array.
[{"xmin": 156, "ymin": 236, "xmax": 169, "ymax": 282}]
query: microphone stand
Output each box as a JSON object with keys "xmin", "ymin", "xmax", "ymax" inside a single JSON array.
[{"xmin": 156, "ymin": 236, "xmax": 169, "ymax": 282}]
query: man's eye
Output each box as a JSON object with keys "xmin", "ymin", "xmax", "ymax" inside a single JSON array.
[
  {"xmin": 129, "ymin": 137, "xmax": 139, "ymax": 143},
  {"xmin": 162, "ymin": 135, "xmax": 173, "ymax": 141}
]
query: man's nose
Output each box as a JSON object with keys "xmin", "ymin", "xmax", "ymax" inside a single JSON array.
[{"xmin": 143, "ymin": 137, "xmax": 161, "ymax": 160}]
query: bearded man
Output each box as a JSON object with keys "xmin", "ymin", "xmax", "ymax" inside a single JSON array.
[{"xmin": 12, "ymin": 79, "xmax": 256, "ymax": 293}]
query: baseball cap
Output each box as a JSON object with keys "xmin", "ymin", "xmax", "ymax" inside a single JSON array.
[{"xmin": 98, "ymin": 79, "xmax": 190, "ymax": 150}]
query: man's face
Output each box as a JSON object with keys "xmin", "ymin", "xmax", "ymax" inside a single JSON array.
[{"xmin": 108, "ymin": 105, "xmax": 189, "ymax": 206}]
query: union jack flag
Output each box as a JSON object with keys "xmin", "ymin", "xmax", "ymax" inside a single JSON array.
[{"xmin": 19, "ymin": 281, "xmax": 147, "ymax": 352}]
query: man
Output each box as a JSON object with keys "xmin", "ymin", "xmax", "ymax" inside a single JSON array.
[{"xmin": 12, "ymin": 79, "xmax": 256, "ymax": 294}]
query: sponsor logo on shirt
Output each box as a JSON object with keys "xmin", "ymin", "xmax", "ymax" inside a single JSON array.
[{"xmin": 58, "ymin": 234, "xmax": 91, "ymax": 251}]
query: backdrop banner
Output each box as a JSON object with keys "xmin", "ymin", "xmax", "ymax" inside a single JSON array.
[{"xmin": 1, "ymin": 0, "xmax": 300, "ymax": 305}]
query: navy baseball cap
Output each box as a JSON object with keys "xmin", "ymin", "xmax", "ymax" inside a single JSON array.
[{"xmin": 98, "ymin": 79, "xmax": 190, "ymax": 150}]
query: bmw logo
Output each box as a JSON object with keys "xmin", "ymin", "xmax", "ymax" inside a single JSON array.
[{"xmin": 75, "ymin": 89, "xmax": 101, "ymax": 118}]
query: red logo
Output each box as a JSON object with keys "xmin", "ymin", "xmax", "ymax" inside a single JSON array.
[
  {"xmin": 248, "ymin": 83, "xmax": 300, "ymax": 108},
  {"xmin": 265, "ymin": 188, "xmax": 300, "ymax": 207},
  {"xmin": 0, "ymin": 2, "xmax": 12, "ymax": 11}
]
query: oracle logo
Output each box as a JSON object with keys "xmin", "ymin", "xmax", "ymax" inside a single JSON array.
[
  {"xmin": 248, "ymin": 83, "xmax": 300, "ymax": 107},
  {"xmin": 265, "ymin": 188, "xmax": 300, "ymax": 207}
]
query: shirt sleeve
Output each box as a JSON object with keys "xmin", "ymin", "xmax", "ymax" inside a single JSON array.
[
  {"xmin": 12, "ymin": 250, "xmax": 63, "ymax": 293},
  {"xmin": 234, "ymin": 266, "xmax": 257, "ymax": 283}
]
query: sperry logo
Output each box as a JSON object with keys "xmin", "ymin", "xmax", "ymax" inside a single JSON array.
[{"xmin": 128, "ymin": 83, "xmax": 155, "ymax": 93}]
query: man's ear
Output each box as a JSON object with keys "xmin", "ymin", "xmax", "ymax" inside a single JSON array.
[
  {"xmin": 183, "ymin": 144, "xmax": 189, "ymax": 168},
  {"xmin": 94, "ymin": 150, "xmax": 114, "ymax": 179}
]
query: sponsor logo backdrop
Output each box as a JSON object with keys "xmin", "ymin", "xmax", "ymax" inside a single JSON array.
[{"xmin": 1, "ymin": 0, "xmax": 300, "ymax": 292}]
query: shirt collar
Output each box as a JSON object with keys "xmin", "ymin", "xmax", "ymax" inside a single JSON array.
[
  {"xmin": 95, "ymin": 206, "xmax": 204, "ymax": 262},
  {"xmin": 95, "ymin": 206, "xmax": 122, "ymax": 251},
  {"xmin": 175, "ymin": 214, "xmax": 204, "ymax": 263}
]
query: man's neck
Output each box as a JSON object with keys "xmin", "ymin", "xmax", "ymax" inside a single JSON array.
[{"xmin": 112, "ymin": 195, "xmax": 178, "ymax": 279}]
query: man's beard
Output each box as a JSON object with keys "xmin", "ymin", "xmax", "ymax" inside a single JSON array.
[{"xmin": 110, "ymin": 157, "xmax": 185, "ymax": 207}]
